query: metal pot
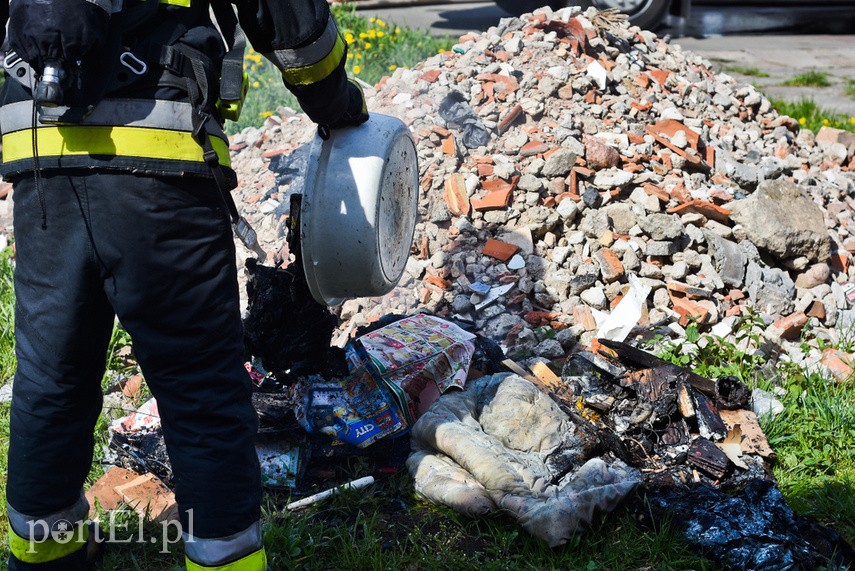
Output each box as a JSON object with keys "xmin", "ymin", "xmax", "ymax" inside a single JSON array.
[{"xmin": 299, "ymin": 113, "xmax": 419, "ymax": 306}]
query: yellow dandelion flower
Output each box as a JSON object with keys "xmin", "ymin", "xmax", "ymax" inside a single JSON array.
[
  {"xmin": 353, "ymin": 65, "xmax": 361, "ymax": 74},
  {"xmin": 395, "ymin": 27, "xmax": 401, "ymax": 34},
  {"xmin": 376, "ymin": 18, "xmax": 386, "ymax": 27},
  {"xmin": 359, "ymin": 32, "xmax": 368, "ymax": 39},
  {"xmin": 369, "ymin": 17, "xmax": 375, "ymax": 23},
  {"xmin": 356, "ymin": 53, "xmax": 362, "ymax": 59},
  {"xmin": 799, "ymin": 117, "xmax": 807, "ymax": 125},
  {"xmin": 259, "ymin": 111, "xmax": 273, "ymax": 119},
  {"xmin": 368, "ymin": 29, "xmax": 376, "ymax": 39},
  {"xmin": 252, "ymin": 81, "xmax": 260, "ymax": 88},
  {"xmin": 365, "ymin": 42, "xmax": 372, "ymax": 49},
  {"xmin": 388, "ymin": 64, "xmax": 397, "ymax": 71},
  {"xmin": 822, "ymin": 118, "xmax": 830, "ymax": 125},
  {"xmin": 347, "ymin": 53, "xmax": 353, "ymax": 59},
  {"xmin": 345, "ymin": 32, "xmax": 355, "ymax": 44},
  {"xmin": 850, "ymin": 116, "xmax": 855, "ymax": 124},
  {"xmin": 377, "ymin": 31, "xmax": 385, "ymax": 38}
]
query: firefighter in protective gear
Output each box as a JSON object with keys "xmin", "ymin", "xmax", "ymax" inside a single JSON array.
[{"xmin": 1, "ymin": 0, "xmax": 368, "ymax": 568}]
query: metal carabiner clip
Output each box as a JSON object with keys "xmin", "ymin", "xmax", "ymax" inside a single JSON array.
[{"xmin": 119, "ymin": 52, "xmax": 147, "ymax": 76}]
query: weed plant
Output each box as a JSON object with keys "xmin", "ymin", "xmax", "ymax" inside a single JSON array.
[
  {"xmin": 782, "ymin": 71, "xmax": 832, "ymax": 88},
  {"xmin": 723, "ymin": 65, "xmax": 769, "ymax": 78},
  {"xmin": 773, "ymin": 98, "xmax": 855, "ymax": 134}
]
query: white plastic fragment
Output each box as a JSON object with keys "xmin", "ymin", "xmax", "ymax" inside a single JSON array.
[
  {"xmin": 286, "ymin": 476, "xmax": 375, "ymax": 510},
  {"xmin": 595, "ymin": 274, "xmax": 652, "ymax": 342}
]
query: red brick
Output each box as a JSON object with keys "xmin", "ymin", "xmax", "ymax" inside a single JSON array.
[
  {"xmin": 482, "ymin": 177, "xmax": 517, "ymax": 194},
  {"xmin": 520, "ymin": 140, "xmax": 550, "ymax": 157},
  {"xmin": 86, "ymin": 467, "xmax": 143, "ymax": 517},
  {"xmin": 431, "ymin": 125, "xmax": 451, "ymax": 137},
  {"xmin": 831, "ymin": 251, "xmax": 851, "ymax": 274},
  {"xmin": 647, "ymin": 68, "xmax": 670, "ymax": 87},
  {"xmin": 669, "ymin": 182, "xmax": 691, "ymax": 204},
  {"xmin": 476, "ymin": 164, "xmax": 494, "ymax": 177},
  {"xmin": 643, "ymin": 183, "xmax": 669, "ymax": 202},
  {"xmin": 443, "ymin": 174, "xmax": 470, "ymax": 217},
  {"xmin": 667, "ymin": 199, "xmax": 731, "ymax": 224},
  {"xmin": 524, "ymin": 310, "xmax": 559, "ymax": 325},
  {"xmin": 471, "ymin": 188, "xmax": 513, "ymax": 211},
  {"xmin": 594, "ymin": 248, "xmax": 624, "ymax": 283},
  {"xmin": 419, "ymin": 69, "xmax": 441, "ymax": 83},
  {"xmin": 806, "ymin": 300, "xmax": 826, "ymax": 320},
  {"xmin": 424, "ymin": 274, "xmax": 451, "ymax": 290},
  {"xmin": 771, "ymin": 312, "xmax": 808, "ymax": 340},
  {"xmin": 441, "ymin": 136, "xmax": 456, "ymax": 156},
  {"xmin": 476, "ymin": 73, "xmax": 520, "ymax": 94},
  {"xmin": 114, "ymin": 473, "xmax": 178, "ymax": 523},
  {"xmin": 498, "ymin": 103, "xmax": 523, "ymax": 134},
  {"xmin": 482, "ymin": 238, "xmax": 519, "ymax": 262},
  {"xmin": 262, "ymin": 148, "xmax": 288, "ymax": 158},
  {"xmin": 821, "ymin": 348, "xmax": 854, "ymax": 381},
  {"xmin": 671, "ymin": 296, "xmax": 710, "ymax": 326}
]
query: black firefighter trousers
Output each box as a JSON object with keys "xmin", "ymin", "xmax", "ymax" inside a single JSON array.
[{"xmin": 7, "ymin": 171, "xmax": 262, "ymax": 562}]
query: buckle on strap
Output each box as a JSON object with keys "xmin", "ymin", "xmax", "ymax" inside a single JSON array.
[{"xmin": 159, "ymin": 45, "xmax": 188, "ymax": 76}]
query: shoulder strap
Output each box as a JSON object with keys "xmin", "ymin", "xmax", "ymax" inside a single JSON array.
[{"xmin": 209, "ymin": 0, "xmax": 246, "ymax": 103}]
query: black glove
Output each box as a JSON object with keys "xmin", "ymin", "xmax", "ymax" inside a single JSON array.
[
  {"xmin": 8, "ymin": 0, "xmax": 110, "ymax": 68},
  {"xmin": 326, "ymin": 79, "xmax": 369, "ymax": 129}
]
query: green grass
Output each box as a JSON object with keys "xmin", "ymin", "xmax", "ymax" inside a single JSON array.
[
  {"xmin": 781, "ymin": 71, "xmax": 832, "ymax": 88},
  {"xmin": 230, "ymin": 4, "xmax": 452, "ymax": 134},
  {"xmin": 0, "ymin": 244, "xmax": 15, "ymax": 383},
  {"xmin": 846, "ymin": 79, "xmax": 855, "ymax": 100},
  {"xmin": 722, "ymin": 66, "xmax": 769, "ymax": 78},
  {"xmin": 772, "ymin": 97, "xmax": 855, "ymax": 134},
  {"xmin": 0, "ymin": 244, "xmax": 13, "ymax": 554}
]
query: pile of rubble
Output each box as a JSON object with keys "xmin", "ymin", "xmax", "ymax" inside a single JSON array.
[{"xmin": 228, "ymin": 6, "xmax": 855, "ymax": 379}]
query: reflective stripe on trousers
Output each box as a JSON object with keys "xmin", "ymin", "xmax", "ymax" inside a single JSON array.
[{"xmin": 185, "ymin": 521, "xmax": 266, "ymax": 570}]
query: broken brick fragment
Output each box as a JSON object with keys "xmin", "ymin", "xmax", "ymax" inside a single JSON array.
[
  {"xmin": 594, "ymin": 248, "xmax": 624, "ymax": 283},
  {"xmin": 821, "ymin": 348, "xmax": 854, "ymax": 381},
  {"xmin": 806, "ymin": 300, "xmax": 826, "ymax": 320},
  {"xmin": 471, "ymin": 188, "xmax": 513, "ymax": 211},
  {"xmin": 671, "ymin": 296, "xmax": 710, "ymax": 326},
  {"xmin": 482, "ymin": 238, "xmax": 519, "ymax": 262},
  {"xmin": 771, "ymin": 312, "xmax": 808, "ymax": 340},
  {"xmin": 443, "ymin": 174, "xmax": 470, "ymax": 216},
  {"xmin": 520, "ymin": 140, "xmax": 550, "ymax": 157},
  {"xmin": 419, "ymin": 69, "xmax": 441, "ymax": 83},
  {"xmin": 667, "ymin": 199, "xmax": 731, "ymax": 224},
  {"xmin": 441, "ymin": 136, "xmax": 456, "ymax": 156}
]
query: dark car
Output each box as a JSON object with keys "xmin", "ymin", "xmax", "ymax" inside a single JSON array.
[{"xmin": 494, "ymin": 0, "xmax": 852, "ymax": 31}]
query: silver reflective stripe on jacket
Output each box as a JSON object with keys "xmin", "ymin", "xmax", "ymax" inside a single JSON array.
[
  {"xmin": 264, "ymin": 15, "xmax": 339, "ymax": 70},
  {"xmin": 7, "ymin": 492, "xmax": 90, "ymax": 540},
  {"xmin": 183, "ymin": 520, "xmax": 263, "ymax": 566},
  {"xmin": 0, "ymin": 99, "xmax": 226, "ymax": 139}
]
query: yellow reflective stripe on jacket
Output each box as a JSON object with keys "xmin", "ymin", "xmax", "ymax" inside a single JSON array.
[
  {"xmin": 8, "ymin": 524, "xmax": 88, "ymax": 564},
  {"xmin": 2, "ymin": 126, "xmax": 230, "ymax": 167},
  {"xmin": 281, "ymin": 34, "xmax": 345, "ymax": 86},
  {"xmin": 186, "ymin": 548, "xmax": 267, "ymax": 571},
  {"xmin": 160, "ymin": 0, "xmax": 191, "ymax": 6}
]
